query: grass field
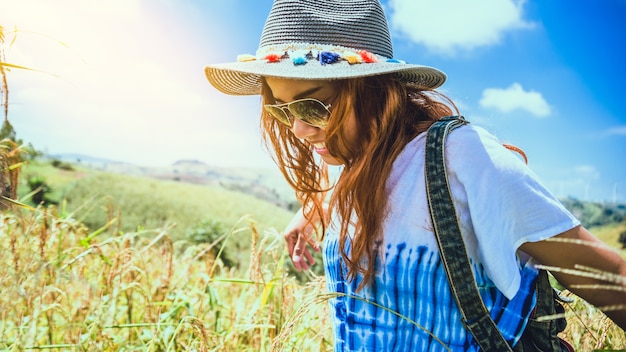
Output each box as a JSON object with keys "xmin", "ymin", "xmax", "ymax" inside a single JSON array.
[
  {"xmin": 590, "ymin": 222, "xmax": 626, "ymax": 254},
  {"xmin": 2, "ymin": 160, "xmax": 624, "ymax": 351},
  {"xmin": 0, "ymin": 206, "xmax": 332, "ymax": 351},
  {"xmin": 19, "ymin": 160, "xmax": 297, "ymax": 273},
  {"xmin": 20, "ymin": 161, "xmax": 295, "ymax": 239}
]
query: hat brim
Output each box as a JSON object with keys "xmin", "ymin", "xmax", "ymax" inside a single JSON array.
[{"xmin": 204, "ymin": 60, "xmax": 446, "ymax": 96}]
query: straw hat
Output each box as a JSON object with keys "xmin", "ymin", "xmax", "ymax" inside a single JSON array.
[{"xmin": 204, "ymin": 0, "xmax": 446, "ymax": 96}]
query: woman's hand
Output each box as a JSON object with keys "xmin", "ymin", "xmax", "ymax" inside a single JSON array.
[{"xmin": 284, "ymin": 207, "xmax": 321, "ymax": 271}]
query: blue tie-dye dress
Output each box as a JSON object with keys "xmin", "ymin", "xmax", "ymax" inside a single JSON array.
[{"xmin": 323, "ymin": 125, "xmax": 579, "ymax": 351}]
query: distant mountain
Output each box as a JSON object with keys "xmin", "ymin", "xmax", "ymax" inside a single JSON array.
[
  {"xmin": 172, "ymin": 159, "xmax": 207, "ymax": 166},
  {"xmin": 50, "ymin": 153, "xmax": 129, "ymax": 166},
  {"xmin": 42, "ymin": 153, "xmax": 626, "ymax": 228},
  {"xmin": 48, "ymin": 153, "xmax": 298, "ymax": 210}
]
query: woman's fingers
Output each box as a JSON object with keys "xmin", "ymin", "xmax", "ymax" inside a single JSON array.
[
  {"xmin": 283, "ymin": 207, "xmax": 322, "ymax": 271},
  {"xmin": 285, "ymin": 230, "xmax": 297, "ymax": 258},
  {"xmin": 302, "ymin": 244, "xmax": 316, "ymax": 266},
  {"xmin": 292, "ymin": 232, "xmax": 310, "ymax": 271},
  {"xmin": 285, "ymin": 230, "xmax": 319, "ymax": 271}
]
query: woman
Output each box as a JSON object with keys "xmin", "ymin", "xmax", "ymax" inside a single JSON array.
[{"xmin": 205, "ymin": 0, "xmax": 626, "ymax": 350}]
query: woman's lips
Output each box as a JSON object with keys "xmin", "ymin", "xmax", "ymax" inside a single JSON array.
[
  {"xmin": 315, "ymin": 147, "xmax": 329, "ymax": 155},
  {"xmin": 312, "ymin": 142, "xmax": 329, "ymax": 155}
]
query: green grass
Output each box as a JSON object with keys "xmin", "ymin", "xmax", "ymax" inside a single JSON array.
[
  {"xmin": 18, "ymin": 160, "xmax": 298, "ymax": 275},
  {"xmin": 61, "ymin": 171, "xmax": 293, "ymax": 238},
  {"xmin": 591, "ymin": 222, "xmax": 626, "ymax": 258},
  {"xmin": 6, "ymin": 159, "xmax": 625, "ymax": 350},
  {"xmin": 1, "ymin": 205, "xmax": 624, "ymax": 351},
  {"xmin": 20, "ymin": 160, "xmax": 294, "ymax": 239},
  {"xmin": 0, "ymin": 206, "xmax": 332, "ymax": 351},
  {"xmin": 19, "ymin": 160, "xmax": 93, "ymax": 202}
]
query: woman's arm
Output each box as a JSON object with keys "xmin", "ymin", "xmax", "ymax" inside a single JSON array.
[
  {"xmin": 283, "ymin": 206, "xmax": 323, "ymax": 271},
  {"xmin": 520, "ymin": 225, "xmax": 626, "ymax": 330}
]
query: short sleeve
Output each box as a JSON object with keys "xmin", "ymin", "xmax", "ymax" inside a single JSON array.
[{"xmin": 444, "ymin": 125, "xmax": 580, "ymax": 298}]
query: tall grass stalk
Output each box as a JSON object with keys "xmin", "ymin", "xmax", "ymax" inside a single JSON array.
[
  {"xmin": 0, "ymin": 205, "xmax": 332, "ymax": 351},
  {"xmin": 0, "ymin": 204, "xmax": 624, "ymax": 350}
]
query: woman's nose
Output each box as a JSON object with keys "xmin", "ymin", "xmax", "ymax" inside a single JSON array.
[{"xmin": 290, "ymin": 118, "xmax": 318, "ymax": 139}]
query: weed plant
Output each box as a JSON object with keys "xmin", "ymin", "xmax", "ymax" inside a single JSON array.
[
  {"xmin": 0, "ymin": 204, "xmax": 624, "ymax": 351},
  {"xmin": 59, "ymin": 172, "xmax": 294, "ymax": 241},
  {"xmin": 0, "ymin": 205, "xmax": 331, "ymax": 351}
]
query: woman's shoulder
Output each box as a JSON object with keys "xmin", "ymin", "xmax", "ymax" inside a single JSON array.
[
  {"xmin": 447, "ymin": 123, "xmax": 500, "ymax": 146},
  {"xmin": 443, "ymin": 122, "xmax": 532, "ymax": 180},
  {"xmin": 393, "ymin": 121, "xmax": 515, "ymax": 173},
  {"xmin": 444, "ymin": 123, "xmax": 505, "ymax": 159},
  {"xmin": 395, "ymin": 122, "xmax": 503, "ymax": 164}
]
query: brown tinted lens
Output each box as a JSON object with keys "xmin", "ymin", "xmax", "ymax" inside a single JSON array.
[
  {"xmin": 264, "ymin": 105, "xmax": 292, "ymax": 126},
  {"xmin": 288, "ymin": 99, "xmax": 329, "ymax": 127}
]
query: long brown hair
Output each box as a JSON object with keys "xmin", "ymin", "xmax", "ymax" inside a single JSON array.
[{"xmin": 261, "ymin": 74, "xmax": 458, "ymax": 289}]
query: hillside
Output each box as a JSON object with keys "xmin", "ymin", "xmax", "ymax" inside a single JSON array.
[
  {"xmin": 7, "ymin": 158, "xmax": 626, "ymax": 351},
  {"xmin": 19, "ymin": 160, "xmax": 298, "ymax": 269},
  {"xmin": 51, "ymin": 154, "xmax": 299, "ymax": 210},
  {"xmin": 20, "ymin": 157, "xmax": 626, "ymax": 253}
]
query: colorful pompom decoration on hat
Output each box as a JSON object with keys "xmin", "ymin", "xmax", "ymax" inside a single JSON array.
[
  {"xmin": 343, "ymin": 51, "xmax": 361, "ymax": 64},
  {"xmin": 289, "ymin": 50, "xmax": 309, "ymax": 65},
  {"xmin": 237, "ymin": 48, "xmax": 388, "ymax": 67},
  {"xmin": 291, "ymin": 56, "xmax": 307, "ymax": 65},
  {"xmin": 263, "ymin": 54, "xmax": 283, "ymax": 63},
  {"xmin": 237, "ymin": 54, "xmax": 257, "ymax": 62},
  {"xmin": 358, "ymin": 50, "xmax": 378, "ymax": 63},
  {"xmin": 319, "ymin": 51, "xmax": 341, "ymax": 65}
]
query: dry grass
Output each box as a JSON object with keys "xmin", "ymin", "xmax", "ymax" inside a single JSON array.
[
  {"xmin": 560, "ymin": 292, "xmax": 626, "ymax": 351},
  {"xmin": 0, "ymin": 204, "xmax": 624, "ymax": 351},
  {"xmin": 0, "ymin": 205, "xmax": 331, "ymax": 351}
]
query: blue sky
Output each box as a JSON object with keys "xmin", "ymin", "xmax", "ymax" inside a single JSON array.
[{"xmin": 1, "ymin": 0, "xmax": 625, "ymax": 202}]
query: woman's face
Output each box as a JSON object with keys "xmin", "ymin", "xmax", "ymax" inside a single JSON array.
[{"xmin": 265, "ymin": 77, "xmax": 356, "ymax": 166}]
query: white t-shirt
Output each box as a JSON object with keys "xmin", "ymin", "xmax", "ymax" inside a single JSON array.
[
  {"xmin": 323, "ymin": 124, "xmax": 580, "ymax": 351},
  {"xmin": 384, "ymin": 124, "xmax": 579, "ymax": 298}
]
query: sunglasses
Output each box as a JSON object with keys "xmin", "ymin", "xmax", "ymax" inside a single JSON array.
[{"xmin": 264, "ymin": 98, "xmax": 332, "ymax": 128}]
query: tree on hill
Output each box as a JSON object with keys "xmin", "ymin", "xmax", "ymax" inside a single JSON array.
[
  {"xmin": 560, "ymin": 197, "xmax": 626, "ymax": 228},
  {"xmin": 1, "ymin": 118, "xmax": 17, "ymax": 141}
]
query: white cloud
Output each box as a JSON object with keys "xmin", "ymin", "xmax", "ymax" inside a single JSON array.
[
  {"xmin": 387, "ymin": 0, "xmax": 534, "ymax": 54},
  {"xmin": 479, "ymin": 83, "xmax": 551, "ymax": 117}
]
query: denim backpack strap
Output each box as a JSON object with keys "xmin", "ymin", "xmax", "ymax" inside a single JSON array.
[{"xmin": 425, "ymin": 116, "xmax": 514, "ymax": 352}]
